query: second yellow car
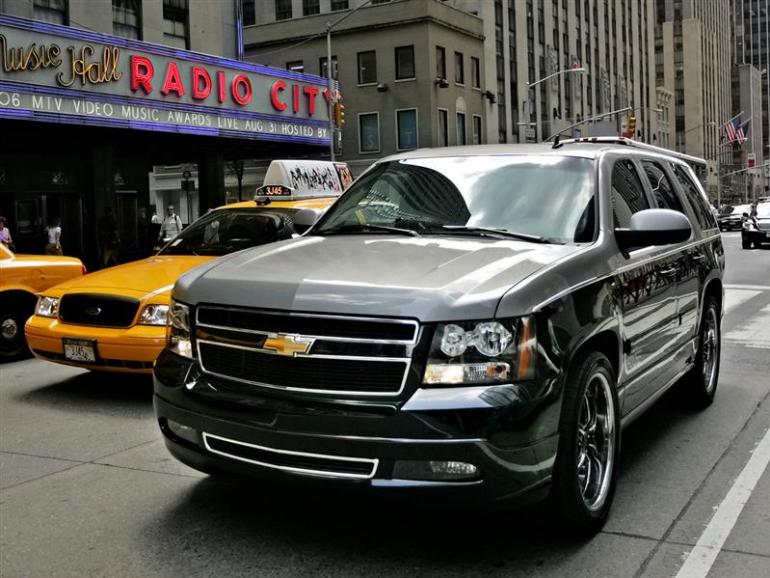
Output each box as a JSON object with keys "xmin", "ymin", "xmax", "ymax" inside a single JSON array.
[{"xmin": 25, "ymin": 193, "xmax": 339, "ymax": 373}]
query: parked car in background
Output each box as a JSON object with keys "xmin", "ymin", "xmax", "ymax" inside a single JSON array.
[
  {"xmin": 25, "ymin": 161, "xmax": 349, "ymax": 374},
  {"xmin": 741, "ymin": 201, "xmax": 770, "ymax": 249},
  {"xmin": 154, "ymin": 139, "xmax": 724, "ymax": 535},
  {"xmin": 718, "ymin": 204, "xmax": 750, "ymax": 231},
  {"xmin": 0, "ymin": 244, "xmax": 84, "ymax": 360}
]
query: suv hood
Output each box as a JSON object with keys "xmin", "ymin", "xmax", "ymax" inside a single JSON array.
[{"xmin": 174, "ymin": 235, "xmax": 581, "ymax": 321}]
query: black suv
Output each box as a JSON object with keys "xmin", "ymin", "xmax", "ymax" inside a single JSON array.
[{"xmin": 154, "ymin": 138, "xmax": 725, "ymax": 534}]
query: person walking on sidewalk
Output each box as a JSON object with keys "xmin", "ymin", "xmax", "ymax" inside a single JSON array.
[
  {"xmin": 0, "ymin": 216, "xmax": 13, "ymax": 250},
  {"xmin": 159, "ymin": 204, "xmax": 183, "ymax": 244},
  {"xmin": 44, "ymin": 217, "xmax": 62, "ymax": 255}
]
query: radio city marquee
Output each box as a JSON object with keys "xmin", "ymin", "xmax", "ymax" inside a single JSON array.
[{"xmin": 0, "ymin": 16, "xmax": 333, "ymax": 144}]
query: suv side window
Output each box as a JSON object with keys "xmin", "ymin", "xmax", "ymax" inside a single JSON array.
[
  {"xmin": 611, "ymin": 159, "xmax": 650, "ymax": 228},
  {"xmin": 642, "ymin": 160, "xmax": 684, "ymax": 213},
  {"xmin": 672, "ymin": 165, "xmax": 717, "ymax": 230}
]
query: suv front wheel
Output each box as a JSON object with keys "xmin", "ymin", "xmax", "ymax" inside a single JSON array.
[{"xmin": 550, "ymin": 351, "xmax": 621, "ymax": 535}]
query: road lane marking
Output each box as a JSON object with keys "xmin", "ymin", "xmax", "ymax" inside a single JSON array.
[
  {"xmin": 674, "ymin": 426, "xmax": 770, "ymax": 578},
  {"xmin": 724, "ymin": 284, "xmax": 770, "ymax": 292},
  {"xmin": 724, "ymin": 303, "xmax": 770, "ymax": 349},
  {"xmin": 723, "ymin": 289, "xmax": 761, "ymax": 314}
]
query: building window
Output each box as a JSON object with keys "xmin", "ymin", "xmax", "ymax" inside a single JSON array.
[
  {"xmin": 331, "ymin": 0, "xmax": 349, "ymax": 10},
  {"xmin": 437, "ymin": 109, "xmax": 448, "ymax": 146},
  {"xmin": 113, "ymin": 0, "xmax": 141, "ymax": 40},
  {"xmin": 472, "ymin": 115, "xmax": 482, "ymax": 144},
  {"xmin": 163, "ymin": 0, "xmax": 189, "ymax": 49},
  {"xmin": 319, "ymin": 56, "xmax": 338, "ymax": 80},
  {"xmin": 242, "ymin": 0, "xmax": 256, "ymax": 25},
  {"xmin": 275, "ymin": 0, "xmax": 292, "ymax": 20},
  {"xmin": 455, "ymin": 52, "xmax": 464, "ymax": 84},
  {"xmin": 302, "ymin": 0, "xmax": 320, "ymax": 16},
  {"xmin": 395, "ymin": 46, "xmax": 415, "ymax": 80},
  {"xmin": 358, "ymin": 51, "xmax": 377, "ymax": 84},
  {"xmin": 359, "ymin": 113, "xmax": 380, "ymax": 153},
  {"xmin": 396, "ymin": 109, "xmax": 418, "ymax": 150},
  {"xmin": 287, "ymin": 61, "xmax": 304, "ymax": 73},
  {"xmin": 436, "ymin": 46, "xmax": 446, "ymax": 80},
  {"xmin": 456, "ymin": 112, "xmax": 466, "ymax": 145},
  {"xmin": 471, "ymin": 57, "xmax": 480, "ymax": 89},
  {"xmin": 33, "ymin": 0, "xmax": 68, "ymax": 24}
]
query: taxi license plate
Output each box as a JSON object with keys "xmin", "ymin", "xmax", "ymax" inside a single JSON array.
[{"xmin": 63, "ymin": 339, "xmax": 97, "ymax": 363}]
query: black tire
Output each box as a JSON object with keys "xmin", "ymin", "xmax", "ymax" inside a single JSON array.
[
  {"xmin": 550, "ymin": 351, "xmax": 621, "ymax": 535},
  {"xmin": 742, "ymin": 237, "xmax": 751, "ymax": 249},
  {"xmin": 680, "ymin": 295, "xmax": 721, "ymax": 408},
  {"xmin": 0, "ymin": 307, "xmax": 31, "ymax": 361}
]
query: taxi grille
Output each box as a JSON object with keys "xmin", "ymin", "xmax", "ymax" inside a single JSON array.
[
  {"xmin": 195, "ymin": 306, "xmax": 417, "ymax": 396},
  {"xmin": 59, "ymin": 294, "xmax": 139, "ymax": 328}
]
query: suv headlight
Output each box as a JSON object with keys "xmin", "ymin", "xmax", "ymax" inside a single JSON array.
[
  {"xmin": 36, "ymin": 296, "xmax": 60, "ymax": 318},
  {"xmin": 166, "ymin": 300, "xmax": 193, "ymax": 358},
  {"xmin": 423, "ymin": 317, "xmax": 536, "ymax": 385},
  {"xmin": 139, "ymin": 304, "xmax": 169, "ymax": 326}
]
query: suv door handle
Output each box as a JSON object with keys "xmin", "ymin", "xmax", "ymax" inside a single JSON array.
[
  {"xmin": 692, "ymin": 254, "xmax": 706, "ymax": 262},
  {"xmin": 659, "ymin": 267, "xmax": 678, "ymax": 277}
]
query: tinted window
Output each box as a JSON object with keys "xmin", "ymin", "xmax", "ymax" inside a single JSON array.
[
  {"xmin": 314, "ymin": 155, "xmax": 595, "ymax": 244},
  {"xmin": 672, "ymin": 165, "xmax": 717, "ymax": 230},
  {"xmin": 159, "ymin": 209, "xmax": 297, "ymax": 256},
  {"xmin": 642, "ymin": 160, "xmax": 684, "ymax": 213},
  {"xmin": 612, "ymin": 160, "xmax": 650, "ymax": 228}
]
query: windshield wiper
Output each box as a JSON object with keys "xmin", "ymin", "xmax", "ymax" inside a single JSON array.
[
  {"xmin": 438, "ymin": 225, "xmax": 550, "ymax": 243},
  {"xmin": 316, "ymin": 223, "xmax": 421, "ymax": 237}
]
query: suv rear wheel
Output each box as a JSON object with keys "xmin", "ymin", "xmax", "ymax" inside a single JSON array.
[
  {"xmin": 550, "ymin": 351, "xmax": 620, "ymax": 535},
  {"xmin": 680, "ymin": 295, "xmax": 720, "ymax": 407}
]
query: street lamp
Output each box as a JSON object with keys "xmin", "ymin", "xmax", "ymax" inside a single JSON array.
[{"xmin": 519, "ymin": 67, "xmax": 586, "ymax": 140}]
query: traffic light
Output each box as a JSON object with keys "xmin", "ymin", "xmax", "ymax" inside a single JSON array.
[
  {"xmin": 627, "ymin": 115, "xmax": 636, "ymax": 136},
  {"xmin": 334, "ymin": 101, "xmax": 345, "ymax": 127}
]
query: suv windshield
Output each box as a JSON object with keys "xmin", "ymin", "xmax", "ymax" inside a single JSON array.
[
  {"xmin": 312, "ymin": 155, "xmax": 595, "ymax": 244},
  {"xmin": 158, "ymin": 208, "xmax": 299, "ymax": 256}
]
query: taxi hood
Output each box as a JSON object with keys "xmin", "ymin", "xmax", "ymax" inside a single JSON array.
[
  {"xmin": 173, "ymin": 235, "xmax": 581, "ymax": 321},
  {"xmin": 49, "ymin": 255, "xmax": 211, "ymax": 298}
]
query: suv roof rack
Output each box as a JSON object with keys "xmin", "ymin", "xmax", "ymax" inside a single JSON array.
[{"xmin": 556, "ymin": 136, "xmax": 707, "ymax": 165}]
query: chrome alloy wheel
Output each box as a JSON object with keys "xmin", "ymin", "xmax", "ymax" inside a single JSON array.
[
  {"xmin": 576, "ymin": 372, "xmax": 616, "ymax": 512},
  {"xmin": 1, "ymin": 317, "xmax": 18, "ymax": 341},
  {"xmin": 701, "ymin": 306, "xmax": 719, "ymax": 394}
]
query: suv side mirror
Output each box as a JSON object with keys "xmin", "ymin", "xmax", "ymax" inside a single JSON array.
[{"xmin": 615, "ymin": 208, "xmax": 691, "ymax": 251}]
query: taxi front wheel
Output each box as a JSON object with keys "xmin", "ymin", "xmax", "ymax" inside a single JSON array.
[{"xmin": 0, "ymin": 306, "xmax": 31, "ymax": 361}]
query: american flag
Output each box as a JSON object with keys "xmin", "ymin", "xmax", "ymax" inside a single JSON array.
[
  {"xmin": 723, "ymin": 114, "xmax": 741, "ymax": 143},
  {"xmin": 735, "ymin": 119, "xmax": 750, "ymax": 144}
]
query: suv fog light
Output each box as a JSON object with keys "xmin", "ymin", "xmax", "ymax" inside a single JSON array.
[
  {"xmin": 423, "ymin": 362, "xmax": 510, "ymax": 384},
  {"xmin": 392, "ymin": 460, "xmax": 480, "ymax": 481},
  {"xmin": 165, "ymin": 419, "xmax": 199, "ymax": 445}
]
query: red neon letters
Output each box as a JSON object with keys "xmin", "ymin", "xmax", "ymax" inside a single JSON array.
[
  {"xmin": 191, "ymin": 66, "xmax": 211, "ymax": 100},
  {"xmin": 130, "ymin": 55, "xmax": 153, "ymax": 94}
]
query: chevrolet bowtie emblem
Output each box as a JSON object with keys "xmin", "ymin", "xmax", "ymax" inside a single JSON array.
[{"xmin": 262, "ymin": 334, "xmax": 314, "ymax": 357}]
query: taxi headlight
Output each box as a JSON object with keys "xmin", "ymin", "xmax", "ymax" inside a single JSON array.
[
  {"xmin": 166, "ymin": 300, "xmax": 193, "ymax": 358},
  {"xmin": 424, "ymin": 317, "xmax": 536, "ymax": 385},
  {"xmin": 139, "ymin": 304, "xmax": 169, "ymax": 326},
  {"xmin": 36, "ymin": 296, "xmax": 59, "ymax": 318}
]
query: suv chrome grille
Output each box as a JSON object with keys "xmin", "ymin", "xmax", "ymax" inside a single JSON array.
[
  {"xmin": 59, "ymin": 294, "xmax": 139, "ymax": 328},
  {"xmin": 195, "ymin": 307, "xmax": 418, "ymax": 396}
]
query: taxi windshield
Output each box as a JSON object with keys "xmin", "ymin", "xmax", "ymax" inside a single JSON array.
[
  {"xmin": 312, "ymin": 155, "xmax": 596, "ymax": 244},
  {"xmin": 756, "ymin": 203, "xmax": 770, "ymax": 218},
  {"xmin": 158, "ymin": 208, "xmax": 299, "ymax": 256}
]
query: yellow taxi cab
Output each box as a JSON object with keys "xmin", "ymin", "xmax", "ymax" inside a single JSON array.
[
  {"xmin": 25, "ymin": 160, "xmax": 349, "ymax": 374},
  {"xmin": 0, "ymin": 243, "xmax": 84, "ymax": 360}
]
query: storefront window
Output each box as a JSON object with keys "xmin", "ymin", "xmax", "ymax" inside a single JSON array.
[
  {"xmin": 163, "ymin": 0, "xmax": 189, "ymax": 49},
  {"xmin": 358, "ymin": 51, "xmax": 377, "ymax": 84},
  {"xmin": 359, "ymin": 113, "xmax": 380, "ymax": 153},
  {"xmin": 33, "ymin": 0, "xmax": 68, "ymax": 24},
  {"xmin": 113, "ymin": 0, "xmax": 142, "ymax": 40},
  {"xmin": 397, "ymin": 109, "xmax": 418, "ymax": 150}
]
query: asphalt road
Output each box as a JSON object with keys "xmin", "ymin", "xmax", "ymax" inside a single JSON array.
[{"xmin": 1, "ymin": 233, "xmax": 769, "ymax": 578}]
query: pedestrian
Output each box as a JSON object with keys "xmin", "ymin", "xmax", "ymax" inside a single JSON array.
[
  {"xmin": 159, "ymin": 204, "xmax": 183, "ymax": 244},
  {"xmin": 44, "ymin": 217, "xmax": 62, "ymax": 255},
  {"xmin": 0, "ymin": 216, "xmax": 13, "ymax": 250},
  {"xmin": 98, "ymin": 207, "xmax": 120, "ymax": 267}
]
